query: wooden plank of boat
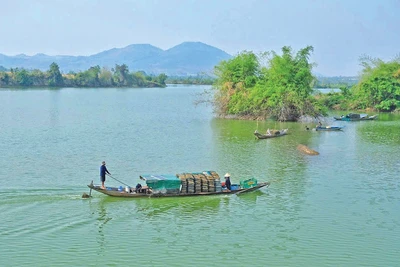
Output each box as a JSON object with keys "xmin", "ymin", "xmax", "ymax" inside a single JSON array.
[
  {"xmin": 254, "ymin": 129, "xmax": 288, "ymax": 139},
  {"xmin": 87, "ymin": 182, "xmax": 270, "ymax": 198}
]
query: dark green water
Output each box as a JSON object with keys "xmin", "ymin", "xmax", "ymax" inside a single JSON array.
[{"xmin": 0, "ymin": 85, "xmax": 399, "ymax": 266}]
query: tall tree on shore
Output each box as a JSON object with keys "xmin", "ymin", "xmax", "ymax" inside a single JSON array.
[{"xmin": 47, "ymin": 62, "xmax": 64, "ymax": 87}]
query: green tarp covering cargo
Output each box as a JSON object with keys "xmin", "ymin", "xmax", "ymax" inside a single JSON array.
[
  {"xmin": 240, "ymin": 178, "xmax": 258, "ymax": 189},
  {"xmin": 140, "ymin": 174, "xmax": 181, "ymax": 194}
]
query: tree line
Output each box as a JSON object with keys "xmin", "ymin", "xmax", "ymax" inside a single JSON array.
[
  {"xmin": 212, "ymin": 47, "xmax": 400, "ymax": 121},
  {"xmin": 0, "ymin": 63, "xmax": 167, "ymax": 88}
]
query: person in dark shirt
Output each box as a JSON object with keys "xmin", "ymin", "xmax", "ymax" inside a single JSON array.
[
  {"xmin": 135, "ymin": 183, "xmax": 142, "ymax": 193},
  {"xmin": 100, "ymin": 161, "xmax": 111, "ymax": 189},
  {"xmin": 224, "ymin": 173, "xmax": 232, "ymax": 190}
]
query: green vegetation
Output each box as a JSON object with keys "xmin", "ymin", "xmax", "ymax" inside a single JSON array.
[
  {"xmin": 213, "ymin": 46, "xmax": 325, "ymax": 121},
  {"xmin": 166, "ymin": 75, "xmax": 215, "ymax": 85},
  {"xmin": 352, "ymin": 56, "xmax": 400, "ymax": 111},
  {"xmin": 213, "ymin": 48, "xmax": 400, "ymax": 120},
  {"xmin": 0, "ymin": 63, "xmax": 167, "ymax": 88},
  {"xmin": 316, "ymin": 56, "xmax": 400, "ymax": 112},
  {"xmin": 314, "ymin": 76, "xmax": 358, "ymax": 88}
]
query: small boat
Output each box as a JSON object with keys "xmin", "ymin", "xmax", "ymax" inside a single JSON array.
[
  {"xmin": 316, "ymin": 125, "xmax": 344, "ymax": 131},
  {"xmin": 334, "ymin": 113, "xmax": 378, "ymax": 121},
  {"xmin": 87, "ymin": 172, "xmax": 269, "ymax": 198},
  {"xmin": 254, "ymin": 129, "xmax": 288, "ymax": 139}
]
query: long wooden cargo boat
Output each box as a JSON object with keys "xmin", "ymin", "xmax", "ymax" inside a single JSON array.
[
  {"xmin": 87, "ymin": 182, "xmax": 269, "ymax": 198},
  {"xmin": 87, "ymin": 172, "xmax": 269, "ymax": 198}
]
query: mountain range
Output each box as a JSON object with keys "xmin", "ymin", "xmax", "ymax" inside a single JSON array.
[{"xmin": 0, "ymin": 42, "xmax": 232, "ymax": 76}]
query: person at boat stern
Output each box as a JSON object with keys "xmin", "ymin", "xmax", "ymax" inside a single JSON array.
[
  {"xmin": 224, "ymin": 173, "xmax": 232, "ymax": 190},
  {"xmin": 100, "ymin": 161, "xmax": 111, "ymax": 189}
]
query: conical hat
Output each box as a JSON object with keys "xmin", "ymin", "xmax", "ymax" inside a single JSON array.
[{"xmin": 224, "ymin": 173, "xmax": 230, "ymax": 177}]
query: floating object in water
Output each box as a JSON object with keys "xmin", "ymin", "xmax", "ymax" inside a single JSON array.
[
  {"xmin": 82, "ymin": 192, "xmax": 91, "ymax": 198},
  {"xmin": 297, "ymin": 144, "xmax": 319, "ymax": 155}
]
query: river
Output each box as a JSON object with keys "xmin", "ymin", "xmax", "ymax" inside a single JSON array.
[{"xmin": 0, "ymin": 85, "xmax": 399, "ymax": 266}]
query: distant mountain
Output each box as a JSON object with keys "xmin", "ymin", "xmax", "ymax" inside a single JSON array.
[{"xmin": 0, "ymin": 42, "xmax": 232, "ymax": 75}]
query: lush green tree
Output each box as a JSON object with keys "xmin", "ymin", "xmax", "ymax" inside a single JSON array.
[
  {"xmin": 98, "ymin": 67, "xmax": 114, "ymax": 86},
  {"xmin": 14, "ymin": 68, "xmax": 33, "ymax": 86},
  {"xmin": 132, "ymin": 71, "xmax": 147, "ymax": 87},
  {"xmin": 47, "ymin": 62, "xmax": 64, "ymax": 86},
  {"xmin": 351, "ymin": 56, "xmax": 400, "ymax": 111},
  {"xmin": 213, "ymin": 47, "xmax": 324, "ymax": 121},
  {"xmin": 213, "ymin": 51, "xmax": 260, "ymax": 116},
  {"xmin": 0, "ymin": 72, "xmax": 10, "ymax": 85},
  {"xmin": 31, "ymin": 69, "xmax": 46, "ymax": 86},
  {"xmin": 155, "ymin": 73, "xmax": 167, "ymax": 85},
  {"xmin": 113, "ymin": 64, "xmax": 130, "ymax": 86}
]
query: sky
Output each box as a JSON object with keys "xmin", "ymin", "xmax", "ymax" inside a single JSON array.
[{"xmin": 0, "ymin": 0, "xmax": 399, "ymax": 76}]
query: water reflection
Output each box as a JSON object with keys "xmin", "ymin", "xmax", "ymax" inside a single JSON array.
[
  {"xmin": 357, "ymin": 120, "xmax": 400, "ymax": 145},
  {"xmin": 89, "ymin": 198, "xmax": 112, "ymax": 255},
  {"xmin": 236, "ymin": 190, "xmax": 266, "ymax": 204},
  {"xmin": 135, "ymin": 196, "xmax": 223, "ymax": 218}
]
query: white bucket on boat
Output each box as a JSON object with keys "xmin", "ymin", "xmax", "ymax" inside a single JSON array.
[{"xmin": 125, "ymin": 186, "xmax": 130, "ymax": 193}]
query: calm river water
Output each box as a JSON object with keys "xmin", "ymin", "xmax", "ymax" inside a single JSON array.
[{"xmin": 0, "ymin": 85, "xmax": 399, "ymax": 266}]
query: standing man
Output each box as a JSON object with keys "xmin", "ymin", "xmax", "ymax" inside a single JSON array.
[
  {"xmin": 224, "ymin": 173, "xmax": 232, "ymax": 191},
  {"xmin": 100, "ymin": 161, "xmax": 111, "ymax": 189}
]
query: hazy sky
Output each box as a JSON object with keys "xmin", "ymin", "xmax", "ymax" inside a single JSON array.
[{"xmin": 0, "ymin": 0, "xmax": 399, "ymax": 76}]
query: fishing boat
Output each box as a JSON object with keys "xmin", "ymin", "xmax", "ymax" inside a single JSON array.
[
  {"xmin": 315, "ymin": 125, "xmax": 344, "ymax": 131},
  {"xmin": 87, "ymin": 172, "xmax": 269, "ymax": 198},
  {"xmin": 254, "ymin": 129, "xmax": 288, "ymax": 139},
  {"xmin": 334, "ymin": 113, "xmax": 378, "ymax": 121}
]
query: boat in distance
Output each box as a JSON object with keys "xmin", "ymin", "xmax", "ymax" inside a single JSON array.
[
  {"xmin": 316, "ymin": 125, "xmax": 344, "ymax": 131},
  {"xmin": 87, "ymin": 172, "xmax": 270, "ymax": 198},
  {"xmin": 334, "ymin": 113, "xmax": 378, "ymax": 121},
  {"xmin": 254, "ymin": 129, "xmax": 288, "ymax": 139}
]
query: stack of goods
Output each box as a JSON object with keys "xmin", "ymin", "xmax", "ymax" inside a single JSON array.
[
  {"xmin": 185, "ymin": 173, "xmax": 195, "ymax": 194},
  {"xmin": 209, "ymin": 171, "xmax": 220, "ymax": 180},
  {"xmin": 192, "ymin": 173, "xmax": 202, "ymax": 193},
  {"xmin": 203, "ymin": 172, "xmax": 215, "ymax": 192},
  {"xmin": 177, "ymin": 173, "xmax": 187, "ymax": 193},
  {"xmin": 214, "ymin": 179, "xmax": 222, "ymax": 192},
  {"xmin": 176, "ymin": 171, "xmax": 222, "ymax": 194},
  {"xmin": 200, "ymin": 174, "xmax": 209, "ymax": 192}
]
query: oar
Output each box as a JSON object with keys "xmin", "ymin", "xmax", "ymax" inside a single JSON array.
[{"xmin": 107, "ymin": 174, "xmax": 132, "ymax": 188}]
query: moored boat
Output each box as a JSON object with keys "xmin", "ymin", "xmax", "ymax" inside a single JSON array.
[
  {"xmin": 87, "ymin": 171, "xmax": 269, "ymax": 198},
  {"xmin": 316, "ymin": 125, "xmax": 344, "ymax": 131},
  {"xmin": 254, "ymin": 129, "xmax": 288, "ymax": 139},
  {"xmin": 334, "ymin": 113, "xmax": 377, "ymax": 121}
]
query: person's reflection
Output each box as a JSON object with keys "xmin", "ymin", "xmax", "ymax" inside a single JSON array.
[{"xmin": 95, "ymin": 199, "xmax": 112, "ymax": 255}]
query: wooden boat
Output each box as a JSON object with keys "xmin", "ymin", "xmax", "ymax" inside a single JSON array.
[
  {"xmin": 316, "ymin": 125, "xmax": 344, "ymax": 131},
  {"xmin": 254, "ymin": 129, "xmax": 288, "ymax": 139},
  {"xmin": 334, "ymin": 113, "xmax": 378, "ymax": 121},
  {"xmin": 87, "ymin": 172, "xmax": 270, "ymax": 198}
]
